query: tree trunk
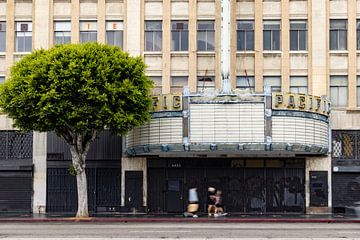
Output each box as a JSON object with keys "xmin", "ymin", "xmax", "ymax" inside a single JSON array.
[
  {"xmin": 70, "ymin": 147, "xmax": 89, "ymax": 218},
  {"xmin": 76, "ymin": 167, "xmax": 88, "ymax": 218}
]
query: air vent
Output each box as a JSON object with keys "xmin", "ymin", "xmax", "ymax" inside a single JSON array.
[{"xmin": 20, "ymin": 24, "xmax": 28, "ymax": 31}]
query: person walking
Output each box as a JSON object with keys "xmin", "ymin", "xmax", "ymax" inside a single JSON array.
[
  {"xmin": 214, "ymin": 189, "xmax": 227, "ymax": 217},
  {"xmin": 207, "ymin": 187, "xmax": 216, "ymax": 217},
  {"xmin": 184, "ymin": 188, "xmax": 199, "ymax": 218}
]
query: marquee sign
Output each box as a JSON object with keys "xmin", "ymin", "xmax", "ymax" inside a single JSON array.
[
  {"xmin": 272, "ymin": 93, "xmax": 331, "ymax": 116},
  {"xmin": 151, "ymin": 94, "xmax": 182, "ymax": 112}
]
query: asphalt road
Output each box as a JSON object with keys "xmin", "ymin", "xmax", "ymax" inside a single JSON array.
[{"xmin": 0, "ymin": 222, "xmax": 360, "ymax": 239}]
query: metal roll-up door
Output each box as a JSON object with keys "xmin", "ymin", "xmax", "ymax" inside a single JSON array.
[
  {"xmin": 333, "ymin": 173, "xmax": 360, "ymax": 209},
  {"xmin": 0, "ymin": 171, "xmax": 32, "ymax": 212}
]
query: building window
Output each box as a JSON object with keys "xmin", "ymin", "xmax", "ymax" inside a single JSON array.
[
  {"xmin": 171, "ymin": 21, "xmax": 188, "ymax": 51},
  {"xmin": 330, "ymin": 19, "xmax": 347, "ymax": 50},
  {"xmin": 171, "ymin": 76, "xmax": 188, "ymax": 93},
  {"xmin": 149, "ymin": 76, "xmax": 162, "ymax": 95},
  {"xmin": 263, "ymin": 20, "xmax": 280, "ymax": 51},
  {"xmin": 290, "ymin": 20, "xmax": 307, "ymax": 51},
  {"xmin": 106, "ymin": 21, "xmax": 123, "ymax": 49},
  {"xmin": 357, "ymin": 20, "xmax": 360, "ymax": 50},
  {"xmin": 197, "ymin": 21, "xmax": 215, "ymax": 51},
  {"xmin": 236, "ymin": 76, "xmax": 255, "ymax": 92},
  {"xmin": 0, "ymin": 22, "xmax": 5, "ymax": 52},
  {"xmin": 54, "ymin": 21, "xmax": 71, "ymax": 45},
  {"xmin": 0, "ymin": 76, "xmax": 4, "ymax": 84},
  {"xmin": 15, "ymin": 22, "xmax": 32, "ymax": 52},
  {"xmin": 330, "ymin": 76, "xmax": 348, "ymax": 107},
  {"xmin": 357, "ymin": 76, "xmax": 360, "ymax": 107},
  {"xmin": 264, "ymin": 76, "xmax": 281, "ymax": 93},
  {"xmin": 237, "ymin": 20, "xmax": 254, "ymax": 51},
  {"xmin": 197, "ymin": 76, "xmax": 215, "ymax": 91},
  {"xmin": 290, "ymin": 76, "xmax": 308, "ymax": 94},
  {"xmin": 80, "ymin": 21, "xmax": 97, "ymax": 43},
  {"xmin": 145, "ymin": 21, "xmax": 162, "ymax": 52}
]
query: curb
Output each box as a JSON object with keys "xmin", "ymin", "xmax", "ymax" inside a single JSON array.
[{"xmin": 1, "ymin": 217, "xmax": 360, "ymax": 223}]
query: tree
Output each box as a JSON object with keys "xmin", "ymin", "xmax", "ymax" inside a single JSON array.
[{"xmin": 0, "ymin": 42, "xmax": 153, "ymax": 217}]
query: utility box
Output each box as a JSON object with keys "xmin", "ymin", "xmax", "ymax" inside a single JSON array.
[{"xmin": 310, "ymin": 171, "xmax": 328, "ymax": 207}]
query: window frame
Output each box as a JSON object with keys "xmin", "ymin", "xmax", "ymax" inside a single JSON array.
[
  {"xmin": 171, "ymin": 20, "xmax": 189, "ymax": 51},
  {"xmin": 106, "ymin": 21, "xmax": 124, "ymax": 49},
  {"xmin": 263, "ymin": 20, "xmax": 281, "ymax": 51},
  {"xmin": 330, "ymin": 19, "xmax": 347, "ymax": 51},
  {"xmin": 197, "ymin": 20, "xmax": 215, "ymax": 52},
  {"xmin": 290, "ymin": 20, "xmax": 307, "ymax": 51},
  {"xmin": 0, "ymin": 22, "xmax": 5, "ymax": 52},
  {"xmin": 54, "ymin": 21, "xmax": 71, "ymax": 45},
  {"xmin": 330, "ymin": 75, "xmax": 348, "ymax": 107},
  {"xmin": 145, "ymin": 20, "xmax": 163, "ymax": 52},
  {"xmin": 79, "ymin": 21, "xmax": 98, "ymax": 43},
  {"xmin": 289, "ymin": 76, "xmax": 308, "ymax": 94},
  {"xmin": 263, "ymin": 76, "xmax": 281, "ymax": 93},
  {"xmin": 237, "ymin": 20, "xmax": 254, "ymax": 51},
  {"xmin": 236, "ymin": 76, "xmax": 255, "ymax": 92},
  {"xmin": 15, "ymin": 21, "xmax": 32, "ymax": 52},
  {"xmin": 197, "ymin": 75, "xmax": 215, "ymax": 91}
]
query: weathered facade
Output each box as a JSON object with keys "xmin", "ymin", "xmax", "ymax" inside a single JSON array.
[{"xmin": 0, "ymin": 0, "xmax": 359, "ymax": 214}]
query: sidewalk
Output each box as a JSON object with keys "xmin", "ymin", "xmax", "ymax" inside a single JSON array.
[{"xmin": 1, "ymin": 212, "xmax": 360, "ymax": 223}]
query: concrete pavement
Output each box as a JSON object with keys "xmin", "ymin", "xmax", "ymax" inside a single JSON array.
[{"xmin": 1, "ymin": 222, "xmax": 360, "ymax": 239}]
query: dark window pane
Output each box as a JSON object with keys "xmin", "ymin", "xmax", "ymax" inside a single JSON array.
[
  {"xmin": 290, "ymin": 30, "xmax": 298, "ymax": 50},
  {"xmin": 0, "ymin": 32, "xmax": 5, "ymax": 51},
  {"xmin": 246, "ymin": 31, "xmax": 254, "ymax": 50},
  {"xmin": 299, "ymin": 31, "xmax": 307, "ymax": 50},
  {"xmin": 181, "ymin": 31, "xmax": 188, "ymax": 51},
  {"xmin": 154, "ymin": 31, "xmax": 162, "ymax": 51},
  {"xmin": 198, "ymin": 31, "xmax": 206, "ymax": 51},
  {"xmin": 263, "ymin": 31, "xmax": 271, "ymax": 50},
  {"xmin": 238, "ymin": 31, "xmax": 245, "ymax": 50},
  {"xmin": 171, "ymin": 31, "xmax": 179, "ymax": 51},
  {"xmin": 339, "ymin": 30, "xmax": 347, "ymax": 50},
  {"xmin": 207, "ymin": 32, "xmax": 215, "ymax": 51},
  {"xmin": 145, "ymin": 32, "xmax": 153, "ymax": 51},
  {"xmin": 330, "ymin": 30, "xmax": 338, "ymax": 50},
  {"xmin": 106, "ymin": 32, "xmax": 115, "ymax": 45},
  {"xmin": 273, "ymin": 30, "xmax": 280, "ymax": 50}
]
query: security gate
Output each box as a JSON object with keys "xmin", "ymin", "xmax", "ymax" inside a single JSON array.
[
  {"xmin": 148, "ymin": 158, "xmax": 305, "ymax": 213},
  {"xmin": 47, "ymin": 168, "xmax": 121, "ymax": 212},
  {"xmin": 0, "ymin": 171, "xmax": 32, "ymax": 212}
]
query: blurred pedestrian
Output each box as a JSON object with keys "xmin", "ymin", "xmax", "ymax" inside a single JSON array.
[
  {"xmin": 207, "ymin": 187, "xmax": 216, "ymax": 216},
  {"xmin": 184, "ymin": 188, "xmax": 199, "ymax": 218},
  {"xmin": 214, "ymin": 189, "xmax": 227, "ymax": 217}
]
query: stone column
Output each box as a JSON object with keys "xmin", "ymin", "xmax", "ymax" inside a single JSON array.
[
  {"xmin": 126, "ymin": 0, "xmax": 141, "ymax": 56},
  {"xmin": 32, "ymin": 0, "xmax": 50, "ymax": 214},
  {"xmin": 281, "ymin": 0, "xmax": 290, "ymax": 93},
  {"xmin": 32, "ymin": 132, "xmax": 47, "ymax": 214},
  {"xmin": 188, "ymin": 0, "xmax": 197, "ymax": 93},
  {"xmin": 5, "ymin": 0, "xmax": 15, "ymax": 78},
  {"xmin": 97, "ymin": 0, "xmax": 106, "ymax": 44},
  {"xmin": 348, "ymin": 0, "xmax": 357, "ymax": 108},
  {"xmin": 254, "ymin": 0, "xmax": 263, "ymax": 93},
  {"xmin": 71, "ymin": 0, "xmax": 80, "ymax": 43},
  {"xmin": 311, "ymin": 0, "xmax": 328, "ymax": 96},
  {"xmin": 162, "ymin": 0, "xmax": 171, "ymax": 94}
]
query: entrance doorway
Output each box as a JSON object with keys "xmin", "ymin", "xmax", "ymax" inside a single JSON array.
[
  {"xmin": 148, "ymin": 158, "xmax": 305, "ymax": 213},
  {"xmin": 125, "ymin": 171, "xmax": 143, "ymax": 210}
]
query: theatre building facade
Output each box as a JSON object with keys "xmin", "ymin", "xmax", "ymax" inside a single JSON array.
[{"xmin": 0, "ymin": 0, "xmax": 360, "ymax": 214}]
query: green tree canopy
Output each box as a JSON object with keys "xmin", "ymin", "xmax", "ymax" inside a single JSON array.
[
  {"xmin": 0, "ymin": 42, "xmax": 153, "ymax": 136},
  {"xmin": 0, "ymin": 42, "xmax": 153, "ymax": 217}
]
